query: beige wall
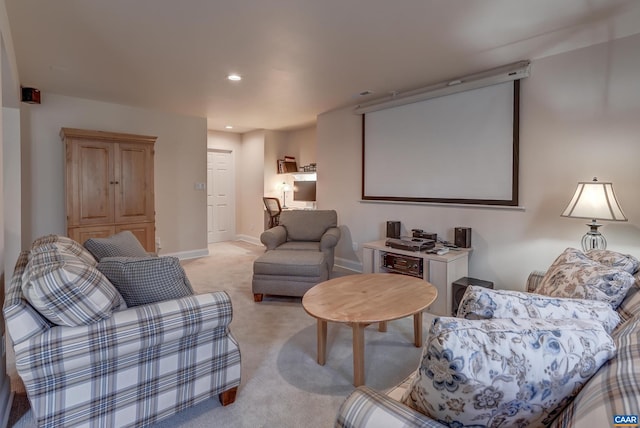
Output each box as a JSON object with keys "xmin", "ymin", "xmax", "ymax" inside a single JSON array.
[
  {"xmin": 207, "ymin": 130, "xmax": 241, "ymax": 152},
  {"xmin": 264, "ymin": 126, "xmax": 316, "ymax": 209},
  {"xmin": 318, "ymin": 33, "xmax": 640, "ymax": 288},
  {"xmin": 285, "ymin": 126, "xmax": 316, "ymax": 168},
  {"xmin": 20, "ymin": 93, "xmax": 208, "ymax": 255},
  {"xmin": 2, "ymin": 2, "xmax": 23, "ymax": 389},
  {"xmin": 236, "ymin": 129, "xmax": 266, "ymax": 242},
  {"xmin": 263, "ymin": 130, "xmax": 286, "ymax": 199}
]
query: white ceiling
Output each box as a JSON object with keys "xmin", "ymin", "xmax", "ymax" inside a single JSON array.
[{"xmin": 5, "ymin": 0, "xmax": 640, "ymax": 133}]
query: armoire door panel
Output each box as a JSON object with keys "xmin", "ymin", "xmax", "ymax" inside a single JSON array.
[
  {"xmin": 68, "ymin": 225, "xmax": 116, "ymax": 246},
  {"xmin": 115, "ymin": 143, "xmax": 154, "ymax": 223},
  {"xmin": 69, "ymin": 141, "xmax": 114, "ymax": 226}
]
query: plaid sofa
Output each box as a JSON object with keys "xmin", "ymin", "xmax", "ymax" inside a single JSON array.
[
  {"xmin": 335, "ymin": 270, "xmax": 640, "ymax": 428},
  {"xmin": 4, "ymin": 248, "xmax": 241, "ymax": 428}
]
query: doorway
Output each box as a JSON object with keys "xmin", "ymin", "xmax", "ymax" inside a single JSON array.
[{"xmin": 207, "ymin": 149, "xmax": 235, "ymax": 243}]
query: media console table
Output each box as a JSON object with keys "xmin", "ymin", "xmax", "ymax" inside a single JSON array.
[{"xmin": 362, "ymin": 240, "xmax": 470, "ymax": 316}]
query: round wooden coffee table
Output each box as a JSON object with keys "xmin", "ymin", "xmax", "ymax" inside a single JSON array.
[{"xmin": 302, "ymin": 273, "xmax": 437, "ymax": 386}]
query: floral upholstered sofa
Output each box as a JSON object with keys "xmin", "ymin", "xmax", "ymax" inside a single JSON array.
[
  {"xmin": 4, "ymin": 233, "xmax": 241, "ymax": 428},
  {"xmin": 336, "ymin": 248, "xmax": 640, "ymax": 427}
]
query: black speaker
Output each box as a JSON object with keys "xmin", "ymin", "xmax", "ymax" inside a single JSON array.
[
  {"xmin": 454, "ymin": 227, "xmax": 471, "ymax": 248},
  {"xmin": 21, "ymin": 87, "xmax": 41, "ymax": 104},
  {"xmin": 451, "ymin": 277, "xmax": 494, "ymax": 316},
  {"xmin": 386, "ymin": 221, "xmax": 401, "ymax": 239}
]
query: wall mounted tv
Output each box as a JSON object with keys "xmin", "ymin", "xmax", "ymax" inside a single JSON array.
[{"xmin": 293, "ymin": 181, "xmax": 316, "ymax": 202}]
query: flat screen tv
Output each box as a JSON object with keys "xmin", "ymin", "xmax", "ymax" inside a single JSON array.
[{"xmin": 293, "ymin": 181, "xmax": 316, "ymax": 202}]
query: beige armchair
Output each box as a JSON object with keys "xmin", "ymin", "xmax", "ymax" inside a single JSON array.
[
  {"xmin": 253, "ymin": 210, "xmax": 341, "ymax": 301},
  {"xmin": 260, "ymin": 209, "xmax": 341, "ymax": 272}
]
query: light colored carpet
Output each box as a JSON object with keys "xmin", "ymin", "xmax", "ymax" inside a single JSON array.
[{"xmin": 10, "ymin": 241, "xmax": 431, "ymax": 427}]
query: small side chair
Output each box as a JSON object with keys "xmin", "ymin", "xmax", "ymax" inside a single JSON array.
[{"xmin": 263, "ymin": 197, "xmax": 282, "ymax": 228}]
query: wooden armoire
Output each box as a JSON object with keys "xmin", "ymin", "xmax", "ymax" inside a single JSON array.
[{"xmin": 61, "ymin": 128, "xmax": 157, "ymax": 251}]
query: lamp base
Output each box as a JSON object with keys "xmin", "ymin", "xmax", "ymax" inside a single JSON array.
[{"xmin": 581, "ymin": 220, "xmax": 606, "ymax": 251}]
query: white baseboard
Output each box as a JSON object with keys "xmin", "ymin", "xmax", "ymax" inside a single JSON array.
[
  {"xmin": 162, "ymin": 248, "xmax": 209, "ymax": 260},
  {"xmin": 335, "ymin": 256, "xmax": 362, "ymax": 273},
  {"xmin": 235, "ymin": 234, "xmax": 262, "ymax": 246}
]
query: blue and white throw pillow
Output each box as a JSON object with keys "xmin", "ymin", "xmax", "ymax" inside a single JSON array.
[
  {"xmin": 457, "ymin": 285, "xmax": 621, "ymax": 333},
  {"xmin": 401, "ymin": 317, "xmax": 616, "ymax": 427}
]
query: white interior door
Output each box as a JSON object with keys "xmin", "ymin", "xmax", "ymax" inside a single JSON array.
[{"xmin": 207, "ymin": 150, "xmax": 235, "ymax": 243}]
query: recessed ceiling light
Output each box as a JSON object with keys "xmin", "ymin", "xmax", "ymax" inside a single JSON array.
[
  {"xmin": 227, "ymin": 74, "xmax": 242, "ymax": 81},
  {"xmin": 225, "ymin": 125, "xmax": 233, "ymax": 129}
]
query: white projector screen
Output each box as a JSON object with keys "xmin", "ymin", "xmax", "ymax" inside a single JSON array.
[{"xmin": 362, "ymin": 80, "xmax": 519, "ymax": 205}]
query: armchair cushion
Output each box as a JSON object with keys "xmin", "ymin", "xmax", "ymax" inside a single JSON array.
[
  {"xmin": 83, "ymin": 230, "xmax": 150, "ymax": 260},
  {"xmin": 538, "ymin": 248, "xmax": 635, "ymax": 308},
  {"xmin": 457, "ymin": 285, "xmax": 621, "ymax": 333},
  {"xmin": 401, "ymin": 317, "xmax": 616, "ymax": 427},
  {"xmin": 278, "ymin": 209, "xmax": 337, "ymax": 241},
  {"xmin": 97, "ymin": 256, "xmax": 194, "ymax": 306},
  {"xmin": 276, "ymin": 241, "xmax": 320, "ymax": 252},
  {"xmin": 22, "ymin": 244, "xmax": 127, "ymax": 327}
]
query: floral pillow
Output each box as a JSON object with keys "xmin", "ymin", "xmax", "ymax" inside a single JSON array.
[
  {"xmin": 457, "ymin": 285, "xmax": 621, "ymax": 333},
  {"xmin": 537, "ymin": 248, "xmax": 635, "ymax": 308},
  {"xmin": 401, "ymin": 317, "xmax": 616, "ymax": 427},
  {"xmin": 585, "ymin": 249, "xmax": 639, "ymax": 274}
]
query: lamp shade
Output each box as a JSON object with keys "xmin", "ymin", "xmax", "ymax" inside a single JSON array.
[{"xmin": 561, "ymin": 179, "xmax": 627, "ymax": 221}]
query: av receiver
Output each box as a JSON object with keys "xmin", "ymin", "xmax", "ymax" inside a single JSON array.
[{"xmin": 382, "ymin": 252, "xmax": 423, "ymax": 278}]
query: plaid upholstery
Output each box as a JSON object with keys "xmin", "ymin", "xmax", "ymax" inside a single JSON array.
[
  {"xmin": 4, "ymin": 242, "xmax": 241, "ymax": 428},
  {"xmin": 32, "ymin": 234, "xmax": 97, "ymax": 266},
  {"xmin": 526, "ymin": 270, "xmax": 547, "ymax": 292},
  {"xmin": 83, "ymin": 231, "xmax": 150, "ymax": 260},
  {"xmin": 97, "ymin": 256, "xmax": 193, "ymax": 306},
  {"xmin": 550, "ymin": 316, "xmax": 640, "ymax": 427},
  {"xmin": 335, "ymin": 386, "xmax": 447, "ymax": 428},
  {"xmin": 3, "ymin": 251, "xmax": 52, "ymax": 343},
  {"xmin": 22, "ymin": 244, "xmax": 126, "ymax": 326},
  {"xmin": 617, "ymin": 279, "xmax": 640, "ymax": 324}
]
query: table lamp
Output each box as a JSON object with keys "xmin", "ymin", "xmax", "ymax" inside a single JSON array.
[
  {"xmin": 561, "ymin": 177, "xmax": 627, "ymax": 251},
  {"xmin": 280, "ymin": 182, "xmax": 292, "ymax": 209}
]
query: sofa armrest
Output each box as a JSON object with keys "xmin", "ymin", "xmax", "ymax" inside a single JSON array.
[
  {"xmin": 14, "ymin": 291, "xmax": 234, "ymax": 380},
  {"xmin": 321, "ymin": 227, "xmax": 341, "ymax": 250},
  {"xmin": 335, "ymin": 386, "xmax": 447, "ymax": 428},
  {"xmin": 260, "ymin": 225, "xmax": 287, "ymax": 249},
  {"xmin": 527, "ymin": 270, "xmax": 547, "ymax": 293}
]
